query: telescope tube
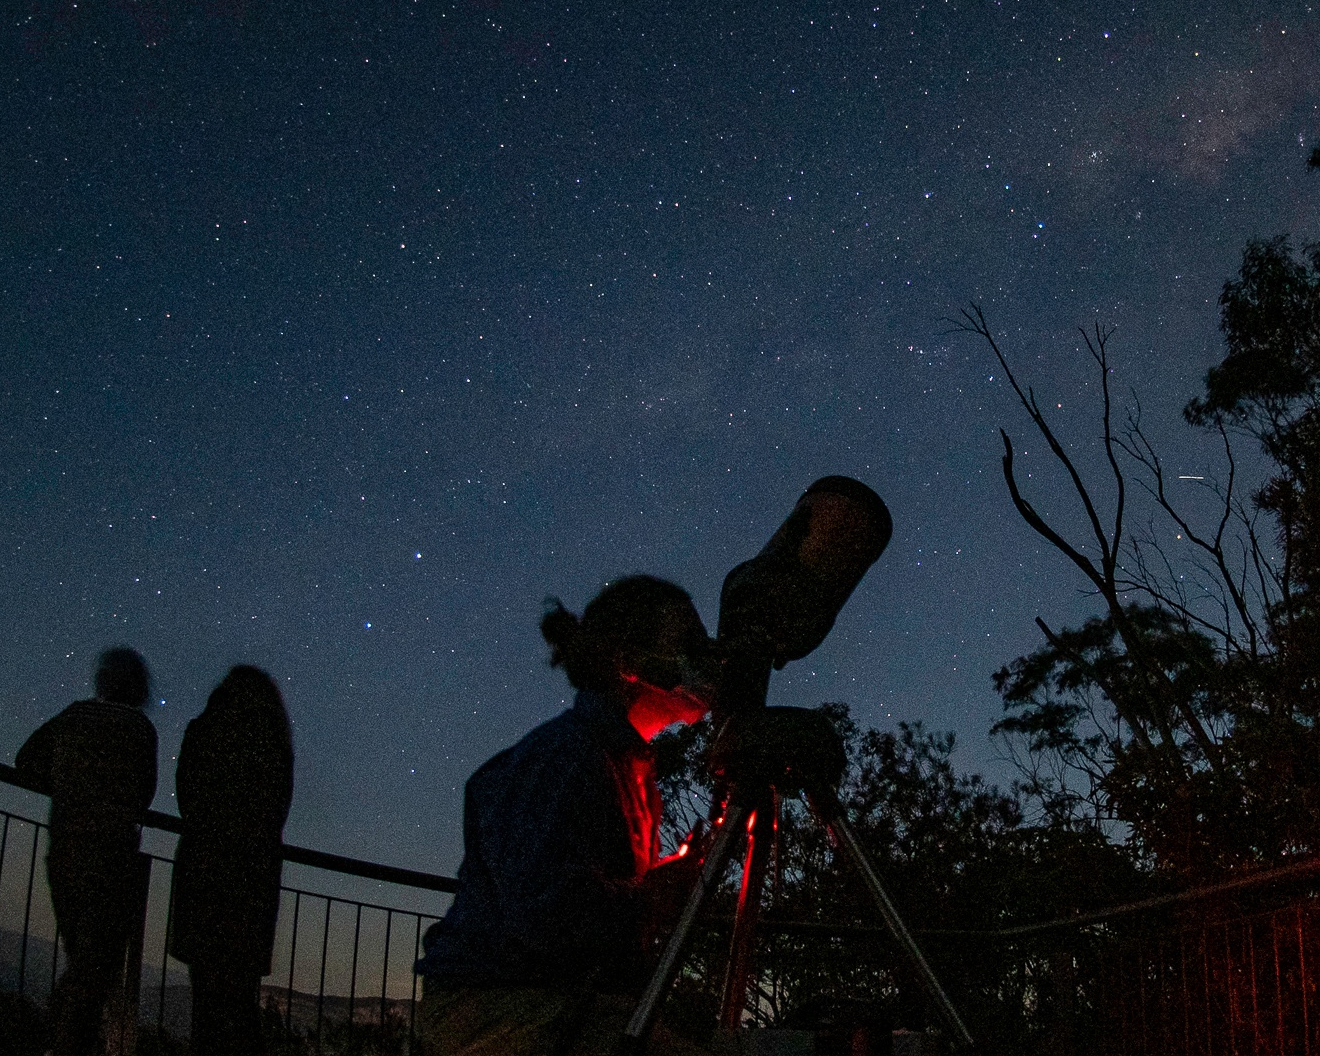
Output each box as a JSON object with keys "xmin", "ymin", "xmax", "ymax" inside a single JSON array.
[{"xmin": 715, "ymin": 476, "xmax": 892, "ymax": 718}]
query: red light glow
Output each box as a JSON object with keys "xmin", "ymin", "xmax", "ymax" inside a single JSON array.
[{"xmin": 656, "ymin": 843, "xmax": 692, "ymax": 869}]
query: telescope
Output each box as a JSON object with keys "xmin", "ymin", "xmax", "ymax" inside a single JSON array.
[
  {"xmin": 623, "ymin": 475, "xmax": 975, "ymax": 1054},
  {"xmin": 714, "ymin": 475, "xmax": 893, "ymax": 722}
]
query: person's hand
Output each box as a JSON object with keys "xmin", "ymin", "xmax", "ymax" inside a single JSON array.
[{"xmin": 639, "ymin": 825, "xmax": 708, "ymax": 953}]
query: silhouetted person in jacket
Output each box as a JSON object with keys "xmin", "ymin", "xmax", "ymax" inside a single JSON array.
[
  {"xmin": 415, "ymin": 575, "xmax": 717, "ymax": 1056},
  {"xmin": 169, "ymin": 665, "xmax": 294, "ymax": 1056},
  {"xmin": 15, "ymin": 647, "xmax": 158, "ymax": 1056}
]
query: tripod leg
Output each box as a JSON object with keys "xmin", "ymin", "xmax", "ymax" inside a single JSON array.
[
  {"xmin": 718, "ymin": 791, "xmax": 775, "ymax": 1030},
  {"xmin": 812, "ymin": 795, "xmax": 976, "ymax": 1051},
  {"xmin": 620, "ymin": 800, "xmax": 750, "ymax": 1056}
]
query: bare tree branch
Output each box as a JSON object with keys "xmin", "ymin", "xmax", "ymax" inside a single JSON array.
[
  {"xmin": 1117, "ymin": 413, "xmax": 1263, "ymax": 656},
  {"xmin": 957, "ymin": 306, "xmax": 1117, "ymax": 579},
  {"xmin": 956, "ymin": 306, "xmax": 1224, "ymax": 770},
  {"xmin": 1000, "ymin": 431, "xmax": 1107, "ymax": 592},
  {"xmin": 1083, "ymin": 324, "xmax": 1126, "ymax": 584}
]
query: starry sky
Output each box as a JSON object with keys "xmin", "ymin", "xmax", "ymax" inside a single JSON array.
[{"xmin": 2, "ymin": 0, "xmax": 1317, "ymax": 887}]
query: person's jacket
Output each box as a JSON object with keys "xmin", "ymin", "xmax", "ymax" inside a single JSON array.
[
  {"xmin": 416, "ymin": 690, "xmax": 661, "ymax": 992},
  {"xmin": 15, "ymin": 698, "xmax": 157, "ymax": 856},
  {"xmin": 169, "ymin": 687, "xmax": 294, "ymax": 972}
]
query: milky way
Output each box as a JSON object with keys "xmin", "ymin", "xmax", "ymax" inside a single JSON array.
[{"xmin": 1, "ymin": 1, "xmax": 1316, "ymax": 886}]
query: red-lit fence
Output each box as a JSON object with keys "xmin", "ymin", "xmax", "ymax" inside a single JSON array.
[{"xmin": 1097, "ymin": 900, "xmax": 1320, "ymax": 1056}]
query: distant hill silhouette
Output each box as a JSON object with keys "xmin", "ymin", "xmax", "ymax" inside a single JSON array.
[
  {"xmin": 260, "ymin": 983, "xmax": 414, "ymax": 1033},
  {"xmin": 2, "ymin": 928, "xmax": 191, "ymax": 1034},
  {"xmin": 2, "ymin": 929, "xmax": 415, "ymax": 1041},
  {"xmin": 0, "ymin": 929, "xmax": 58, "ymax": 1001}
]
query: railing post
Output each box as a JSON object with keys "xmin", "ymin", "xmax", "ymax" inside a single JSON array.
[
  {"xmin": 110, "ymin": 850, "xmax": 152, "ymax": 1056},
  {"xmin": 0, "ymin": 813, "xmax": 10, "ymax": 890},
  {"xmin": 51, "ymin": 921, "xmax": 61, "ymax": 999},
  {"xmin": 1188, "ymin": 934, "xmax": 1198, "ymax": 1056},
  {"xmin": 1203, "ymin": 925, "xmax": 1213, "ymax": 1056},
  {"xmin": 411, "ymin": 914, "xmax": 422, "ymax": 1047},
  {"xmin": 286, "ymin": 889, "xmax": 302, "ymax": 1036},
  {"xmin": 1299, "ymin": 905, "xmax": 1311, "ymax": 1056},
  {"xmin": 349, "ymin": 902, "xmax": 362, "ymax": 1026},
  {"xmin": 316, "ymin": 897, "xmax": 331, "ymax": 1053},
  {"xmin": 380, "ymin": 908, "xmax": 393, "ymax": 1029},
  {"xmin": 1273, "ymin": 911, "xmax": 1285, "ymax": 1056},
  {"xmin": 18, "ymin": 822, "xmax": 40, "ymax": 997},
  {"xmin": 158, "ymin": 862, "xmax": 176, "ymax": 1036},
  {"xmin": 1248, "ymin": 919, "xmax": 1260, "ymax": 1054}
]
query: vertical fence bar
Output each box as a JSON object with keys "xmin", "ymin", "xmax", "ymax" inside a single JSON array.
[
  {"xmin": 286, "ymin": 890, "xmax": 301, "ymax": 1035},
  {"xmin": 18, "ymin": 823, "xmax": 40, "ymax": 997},
  {"xmin": 380, "ymin": 909, "xmax": 392, "ymax": 1028},
  {"xmin": 1249, "ymin": 919, "xmax": 1260, "ymax": 1056},
  {"xmin": 0, "ymin": 807, "xmax": 10, "ymax": 991},
  {"xmin": 315, "ymin": 897, "xmax": 331, "ymax": 1053},
  {"xmin": 50, "ymin": 920, "xmax": 61, "ymax": 998},
  {"xmin": 1139, "ymin": 937, "xmax": 1149, "ymax": 1054},
  {"xmin": 1127, "ymin": 944, "xmax": 1137, "ymax": 1056},
  {"xmin": 1098, "ymin": 940, "xmax": 1111, "ymax": 1053},
  {"xmin": 158, "ymin": 862, "xmax": 176, "ymax": 1036},
  {"xmin": 348, "ymin": 902, "xmax": 361, "ymax": 1026},
  {"xmin": 1188, "ymin": 934, "xmax": 1198, "ymax": 1056},
  {"xmin": 1274, "ymin": 912, "xmax": 1285, "ymax": 1056},
  {"xmin": 0, "ymin": 813, "xmax": 11, "ymax": 886},
  {"xmin": 1227, "ymin": 922, "xmax": 1239, "ymax": 1056},
  {"xmin": 1209, "ymin": 924, "xmax": 1214, "ymax": 1056},
  {"xmin": 411, "ymin": 914, "xmax": 422, "ymax": 1047},
  {"xmin": 1300, "ymin": 905, "xmax": 1312, "ymax": 1056},
  {"xmin": 1157, "ymin": 935, "xmax": 1168, "ymax": 1054}
]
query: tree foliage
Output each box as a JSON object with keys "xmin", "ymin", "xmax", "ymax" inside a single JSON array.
[
  {"xmin": 1188, "ymin": 235, "xmax": 1320, "ymax": 717},
  {"xmin": 652, "ymin": 705, "xmax": 1147, "ymax": 1051},
  {"xmin": 963, "ymin": 218, "xmax": 1320, "ymax": 876}
]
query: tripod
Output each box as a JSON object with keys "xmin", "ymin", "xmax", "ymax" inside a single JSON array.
[
  {"xmin": 616, "ymin": 474, "xmax": 965, "ymax": 1051},
  {"xmin": 621, "ymin": 705, "xmax": 975, "ymax": 1054}
]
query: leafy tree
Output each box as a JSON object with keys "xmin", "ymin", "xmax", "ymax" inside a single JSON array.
[
  {"xmin": 652, "ymin": 705, "xmax": 1146, "ymax": 1053},
  {"xmin": 1186, "ymin": 234, "xmax": 1320, "ymax": 719},
  {"xmin": 960, "ymin": 163, "xmax": 1320, "ymax": 876}
]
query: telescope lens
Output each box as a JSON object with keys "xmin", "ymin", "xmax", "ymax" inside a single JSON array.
[
  {"xmin": 717, "ymin": 476, "xmax": 891, "ymax": 681},
  {"xmin": 792, "ymin": 476, "xmax": 893, "ymax": 585}
]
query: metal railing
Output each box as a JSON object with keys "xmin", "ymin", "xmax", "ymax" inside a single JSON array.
[
  {"xmin": 10, "ymin": 755, "xmax": 1320, "ymax": 1056},
  {"xmin": 0, "ymin": 762, "xmax": 457, "ymax": 1053},
  {"xmin": 1097, "ymin": 899, "xmax": 1320, "ymax": 1056}
]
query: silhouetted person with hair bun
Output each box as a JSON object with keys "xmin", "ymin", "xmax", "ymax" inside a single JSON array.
[
  {"xmin": 15, "ymin": 646, "xmax": 158, "ymax": 1056},
  {"xmin": 415, "ymin": 575, "xmax": 718, "ymax": 1055},
  {"xmin": 169, "ymin": 665, "xmax": 294, "ymax": 1056}
]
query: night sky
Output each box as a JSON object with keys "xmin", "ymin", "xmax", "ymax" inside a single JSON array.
[{"xmin": 2, "ymin": 0, "xmax": 1317, "ymax": 886}]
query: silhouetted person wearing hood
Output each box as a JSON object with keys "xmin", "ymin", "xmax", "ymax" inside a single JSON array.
[
  {"xmin": 169, "ymin": 665, "xmax": 294, "ymax": 1056},
  {"xmin": 15, "ymin": 646, "xmax": 158, "ymax": 1056}
]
